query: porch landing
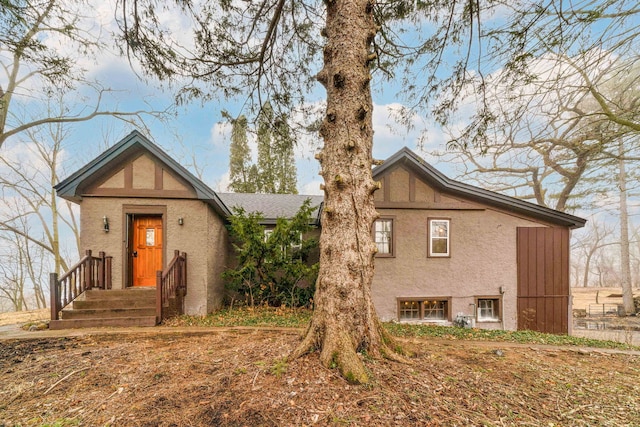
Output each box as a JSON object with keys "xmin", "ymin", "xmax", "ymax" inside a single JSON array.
[{"xmin": 49, "ymin": 288, "xmax": 156, "ymax": 330}]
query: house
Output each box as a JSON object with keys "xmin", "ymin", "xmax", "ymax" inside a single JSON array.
[
  {"xmin": 370, "ymin": 148, "xmax": 585, "ymax": 333},
  {"xmin": 51, "ymin": 131, "xmax": 585, "ymax": 333}
]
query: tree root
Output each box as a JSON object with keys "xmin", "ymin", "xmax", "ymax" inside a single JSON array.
[
  {"xmin": 289, "ymin": 324, "xmax": 317, "ymax": 360},
  {"xmin": 290, "ymin": 321, "xmax": 410, "ymax": 384}
]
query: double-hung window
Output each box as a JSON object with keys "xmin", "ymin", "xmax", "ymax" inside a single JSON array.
[
  {"xmin": 374, "ymin": 218, "xmax": 394, "ymax": 256},
  {"xmin": 428, "ymin": 218, "xmax": 450, "ymax": 257}
]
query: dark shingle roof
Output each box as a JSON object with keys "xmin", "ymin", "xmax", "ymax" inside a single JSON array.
[
  {"xmin": 373, "ymin": 147, "xmax": 586, "ymax": 229},
  {"xmin": 218, "ymin": 193, "xmax": 323, "ymax": 225}
]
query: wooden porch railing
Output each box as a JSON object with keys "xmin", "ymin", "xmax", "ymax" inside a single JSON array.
[
  {"xmin": 156, "ymin": 250, "xmax": 187, "ymax": 324},
  {"xmin": 49, "ymin": 250, "xmax": 112, "ymax": 321}
]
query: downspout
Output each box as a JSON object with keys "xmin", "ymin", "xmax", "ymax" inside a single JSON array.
[{"xmin": 500, "ymin": 286, "xmax": 506, "ymax": 330}]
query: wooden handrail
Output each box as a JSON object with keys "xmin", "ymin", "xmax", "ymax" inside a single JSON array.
[
  {"xmin": 156, "ymin": 250, "xmax": 187, "ymax": 324},
  {"xmin": 50, "ymin": 250, "xmax": 112, "ymax": 321}
]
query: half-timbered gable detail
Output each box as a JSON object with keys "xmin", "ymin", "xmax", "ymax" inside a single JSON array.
[{"xmin": 86, "ymin": 152, "xmax": 197, "ymax": 199}]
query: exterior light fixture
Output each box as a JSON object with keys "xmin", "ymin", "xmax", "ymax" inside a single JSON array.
[
  {"xmin": 178, "ymin": 217, "xmax": 184, "ymax": 226},
  {"xmin": 103, "ymin": 216, "xmax": 109, "ymax": 232}
]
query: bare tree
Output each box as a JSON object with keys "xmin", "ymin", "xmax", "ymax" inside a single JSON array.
[
  {"xmin": 0, "ymin": 115, "xmax": 81, "ymax": 273},
  {"xmin": 453, "ymin": 1, "xmax": 640, "ymax": 147},
  {"xmin": 0, "ymin": 0, "xmax": 174, "ymax": 311},
  {"xmin": 615, "ymin": 137, "xmax": 639, "ymax": 313},
  {"xmin": 0, "ymin": 102, "xmax": 85, "ymax": 311},
  {"xmin": 572, "ymin": 221, "xmax": 617, "ymax": 288},
  {"xmin": 632, "ymin": 224, "xmax": 640, "ymax": 289},
  {"xmin": 0, "ymin": 219, "xmax": 48, "ymax": 311},
  {"xmin": 439, "ymin": 51, "xmax": 639, "ymax": 314},
  {"xmin": 436, "ymin": 51, "xmax": 639, "ymax": 210},
  {"xmin": 0, "ymin": 0, "xmax": 165, "ymax": 151},
  {"xmin": 0, "ymin": 233, "xmax": 29, "ymax": 311}
]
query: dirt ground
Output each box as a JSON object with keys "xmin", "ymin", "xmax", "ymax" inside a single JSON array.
[{"xmin": 1, "ymin": 328, "xmax": 639, "ymax": 427}]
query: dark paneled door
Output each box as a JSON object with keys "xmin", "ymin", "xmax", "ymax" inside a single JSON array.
[{"xmin": 517, "ymin": 227, "xmax": 569, "ymax": 333}]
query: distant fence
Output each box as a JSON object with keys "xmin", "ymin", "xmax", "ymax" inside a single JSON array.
[{"xmin": 588, "ymin": 304, "xmax": 623, "ymax": 317}]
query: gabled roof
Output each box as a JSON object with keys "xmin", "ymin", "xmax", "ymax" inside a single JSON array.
[
  {"xmin": 55, "ymin": 130, "xmax": 231, "ymax": 216},
  {"xmin": 373, "ymin": 147, "xmax": 587, "ymax": 229},
  {"xmin": 218, "ymin": 193, "xmax": 323, "ymax": 225}
]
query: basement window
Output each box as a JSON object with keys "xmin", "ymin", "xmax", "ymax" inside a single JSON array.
[
  {"xmin": 398, "ymin": 298, "xmax": 450, "ymax": 322},
  {"xmin": 476, "ymin": 298, "xmax": 500, "ymax": 322}
]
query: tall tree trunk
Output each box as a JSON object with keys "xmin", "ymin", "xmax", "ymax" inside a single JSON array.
[
  {"xmin": 291, "ymin": 0, "xmax": 403, "ymax": 383},
  {"xmin": 618, "ymin": 141, "xmax": 634, "ymax": 314}
]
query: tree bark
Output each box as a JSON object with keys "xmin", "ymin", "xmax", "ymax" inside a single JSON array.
[
  {"xmin": 291, "ymin": 0, "xmax": 403, "ymax": 383},
  {"xmin": 618, "ymin": 140, "xmax": 634, "ymax": 314}
]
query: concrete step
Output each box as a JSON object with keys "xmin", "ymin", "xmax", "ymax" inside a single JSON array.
[
  {"xmin": 49, "ymin": 316, "xmax": 157, "ymax": 330},
  {"xmin": 72, "ymin": 298, "xmax": 155, "ymax": 310},
  {"xmin": 83, "ymin": 288, "xmax": 155, "ymax": 301},
  {"xmin": 50, "ymin": 288, "xmax": 159, "ymax": 330},
  {"xmin": 60, "ymin": 307, "xmax": 156, "ymax": 319}
]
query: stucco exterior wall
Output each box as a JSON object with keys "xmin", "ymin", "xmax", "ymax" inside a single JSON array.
[
  {"xmin": 370, "ymin": 163, "xmax": 573, "ymax": 331},
  {"xmin": 372, "ymin": 206, "xmax": 552, "ymax": 330},
  {"xmin": 78, "ymin": 197, "xmax": 227, "ymax": 315},
  {"xmin": 66, "ymin": 139, "xmax": 578, "ymax": 329},
  {"xmin": 207, "ymin": 208, "xmax": 229, "ymax": 311}
]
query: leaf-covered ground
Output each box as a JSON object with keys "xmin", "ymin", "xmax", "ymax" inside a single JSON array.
[{"xmin": 2, "ymin": 328, "xmax": 639, "ymax": 426}]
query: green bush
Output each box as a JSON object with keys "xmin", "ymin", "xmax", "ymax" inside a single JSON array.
[{"xmin": 223, "ymin": 199, "xmax": 319, "ymax": 307}]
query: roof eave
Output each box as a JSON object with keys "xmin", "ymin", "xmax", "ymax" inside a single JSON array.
[
  {"xmin": 373, "ymin": 147, "xmax": 587, "ymax": 230},
  {"xmin": 54, "ymin": 130, "xmax": 231, "ymax": 217}
]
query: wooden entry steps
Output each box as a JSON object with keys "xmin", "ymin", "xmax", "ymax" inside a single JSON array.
[{"xmin": 49, "ymin": 288, "xmax": 156, "ymax": 330}]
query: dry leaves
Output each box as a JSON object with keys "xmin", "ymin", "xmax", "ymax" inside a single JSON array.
[{"xmin": 1, "ymin": 330, "xmax": 639, "ymax": 426}]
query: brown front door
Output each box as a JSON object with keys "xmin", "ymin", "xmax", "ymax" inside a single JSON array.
[{"xmin": 132, "ymin": 216, "xmax": 163, "ymax": 287}]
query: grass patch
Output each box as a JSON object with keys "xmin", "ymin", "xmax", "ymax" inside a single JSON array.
[
  {"xmin": 165, "ymin": 307, "xmax": 639, "ymax": 351},
  {"xmin": 164, "ymin": 306, "xmax": 312, "ymax": 328},
  {"xmin": 384, "ymin": 322, "xmax": 640, "ymax": 351}
]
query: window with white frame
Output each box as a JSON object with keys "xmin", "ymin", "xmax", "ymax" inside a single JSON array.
[
  {"xmin": 429, "ymin": 219, "xmax": 450, "ymax": 257},
  {"xmin": 264, "ymin": 229, "xmax": 303, "ymax": 258},
  {"xmin": 477, "ymin": 298, "xmax": 500, "ymax": 321},
  {"xmin": 290, "ymin": 231, "xmax": 303, "ymax": 250},
  {"xmin": 398, "ymin": 298, "xmax": 449, "ymax": 321},
  {"xmin": 374, "ymin": 218, "xmax": 393, "ymax": 256}
]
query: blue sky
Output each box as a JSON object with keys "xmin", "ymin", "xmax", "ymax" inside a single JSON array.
[{"xmin": 42, "ymin": 0, "xmax": 455, "ymax": 197}]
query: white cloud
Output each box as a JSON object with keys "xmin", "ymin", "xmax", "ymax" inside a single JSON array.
[
  {"xmin": 213, "ymin": 170, "xmax": 232, "ymax": 192},
  {"xmin": 301, "ymin": 180, "xmax": 324, "ymax": 196},
  {"xmin": 289, "ymin": 101, "xmax": 325, "ymax": 161},
  {"xmin": 209, "ymin": 121, "xmax": 233, "ymax": 148},
  {"xmin": 370, "ymin": 102, "xmax": 447, "ymax": 159}
]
